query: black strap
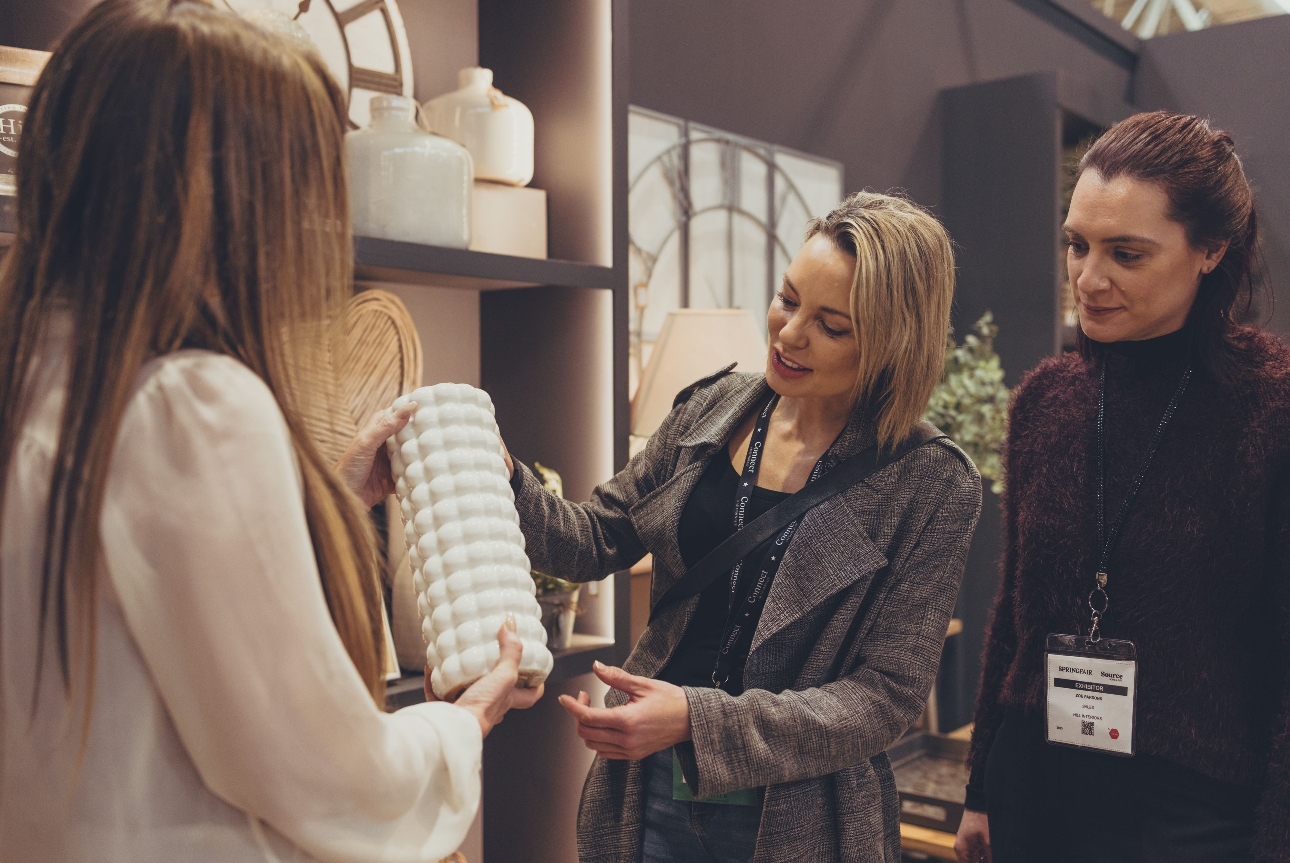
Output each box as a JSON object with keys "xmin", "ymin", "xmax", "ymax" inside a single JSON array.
[
  {"xmin": 648, "ymin": 420, "xmax": 945, "ymax": 622},
  {"xmin": 1094, "ymin": 361, "xmax": 1191, "ymax": 576},
  {"xmin": 1086, "ymin": 359, "xmax": 1191, "ymax": 642},
  {"xmin": 710, "ymin": 394, "xmax": 833, "ymax": 689}
]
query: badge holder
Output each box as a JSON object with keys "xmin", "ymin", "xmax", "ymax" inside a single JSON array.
[
  {"xmin": 671, "ymin": 749, "xmax": 760, "ymax": 806},
  {"xmin": 1045, "ymin": 633, "xmax": 1137, "ymax": 756}
]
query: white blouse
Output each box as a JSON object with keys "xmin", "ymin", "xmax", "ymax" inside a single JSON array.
[{"xmin": 1, "ymin": 320, "xmax": 481, "ymax": 863}]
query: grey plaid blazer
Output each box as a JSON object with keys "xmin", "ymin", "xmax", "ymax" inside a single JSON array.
[{"xmin": 512, "ymin": 370, "xmax": 982, "ymax": 863}]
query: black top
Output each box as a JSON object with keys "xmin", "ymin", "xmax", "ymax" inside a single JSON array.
[{"xmin": 658, "ymin": 452, "xmax": 789, "ymax": 694}]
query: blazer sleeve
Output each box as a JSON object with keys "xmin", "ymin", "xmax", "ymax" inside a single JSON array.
[
  {"xmin": 99, "ymin": 352, "xmax": 482, "ymax": 863},
  {"xmin": 678, "ymin": 461, "xmax": 982, "ymax": 795},
  {"xmin": 510, "ymin": 393, "xmax": 695, "ymax": 582}
]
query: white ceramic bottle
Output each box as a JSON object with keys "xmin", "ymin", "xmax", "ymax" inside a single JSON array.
[
  {"xmin": 346, "ymin": 94, "xmax": 472, "ymax": 247},
  {"xmin": 423, "ymin": 67, "xmax": 535, "ymax": 187}
]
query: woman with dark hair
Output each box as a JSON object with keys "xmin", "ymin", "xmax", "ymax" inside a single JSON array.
[
  {"xmin": 954, "ymin": 111, "xmax": 1289, "ymax": 863},
  {"xmin": 0, "ymin": 2, "xmax": 537, "ymax": 861}
]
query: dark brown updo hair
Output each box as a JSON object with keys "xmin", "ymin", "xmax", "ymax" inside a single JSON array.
[{"xmin": 1077, "ymin": 111, "xmax": 1264, "ymax": 379}]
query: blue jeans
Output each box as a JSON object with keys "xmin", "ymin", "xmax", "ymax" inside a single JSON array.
[{"xmin": 639, "ymin": 749, "xmax": 763, "ymax": 863}]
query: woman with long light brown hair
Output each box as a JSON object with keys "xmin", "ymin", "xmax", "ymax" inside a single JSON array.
[{"xmin": 0, "ymin": 2, "xmax": 537, "ymax": 861}]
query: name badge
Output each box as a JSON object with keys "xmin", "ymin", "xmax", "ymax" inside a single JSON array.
[
  {"xmin": 671, "ymin": 748, "xmax": 760, "ymax": 806},
  {"xmin": 1045, "ymin": 633, "xmax": 1137, "ymax": 756}
]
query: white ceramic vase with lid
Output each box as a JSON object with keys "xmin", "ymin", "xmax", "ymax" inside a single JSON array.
[
  {"xmin": 346, "ymin": 94, "xmax": 472, "ymax": 248},
  {"xmin": 423, "ymin": 67, "xmax": 535, "ymax": 187}
]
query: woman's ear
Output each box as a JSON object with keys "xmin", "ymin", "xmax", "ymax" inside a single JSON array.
[{"xmin": 1202, "ymin": 240, "xmax": 1229, "ymax": 275}]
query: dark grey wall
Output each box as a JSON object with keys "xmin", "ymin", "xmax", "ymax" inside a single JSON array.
[
  {"xmin": 630, "ymin": 0, "xmax": 1290, "ymax": 342},
  {"xmin": 1135, "ymin": 15, "xmax": 1290, "ymax": 336},
  {"xmin": 629, "ymin": 0, "xmax": 1133, "ymax": 212}
]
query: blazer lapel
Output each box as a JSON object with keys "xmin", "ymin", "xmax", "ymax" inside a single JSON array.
[
  {"xmin": 676, "ymin": 376, "xmax": 770, "ymax": 449},
  {"xmin": 748, "ymin": 404, "xmax": 885, "ymax": 654},
  {"xmin": 749, "ymin": 493, "xmax": 888, "ymax": 654},
  {"xmin": 631, "ymin": 375, "xmax": 769, "ymax": 604}
]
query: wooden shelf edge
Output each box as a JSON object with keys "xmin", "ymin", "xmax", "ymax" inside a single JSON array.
[
  {"xmin": 900, "ymin": 822, "xmax": 957, "ymax": 860},
  {"xmin": 354, "ymin": 236, "xmax": 617, "ymax": 292}
]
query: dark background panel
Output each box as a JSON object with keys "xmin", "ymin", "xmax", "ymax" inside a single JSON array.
[
  {"xmin": 627, "ymin": 0, "xmax": 1134, "ymax": 213},
  {"xmin": 1134, "ymin": 15, "xmax": 1290, "ymax": 337}
]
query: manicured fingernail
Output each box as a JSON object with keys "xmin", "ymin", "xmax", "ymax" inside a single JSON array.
[
  {"xmin": 593, "ymin": 661, "xmax": 604, "ymax": 670},
  {"xmin": 505, "ymin": 612, "xmax": 517, "ymax": 630}
]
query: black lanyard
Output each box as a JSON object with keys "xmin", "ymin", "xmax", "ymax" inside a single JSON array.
[
  {"xmin": 1088, "ymin": 359, "xmax": 1191, "ymax": 641},
  {"xmin": 712, "ymin": 395, "xmax": 835, "ymax": 689}
]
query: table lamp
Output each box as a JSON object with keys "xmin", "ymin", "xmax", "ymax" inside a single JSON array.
[{"xmin": 631, "ymin": 309, "xmax": 768, "ymax": 438}]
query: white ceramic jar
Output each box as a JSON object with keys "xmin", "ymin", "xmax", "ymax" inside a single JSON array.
[
  {"xmin": 346, "ymin": 94, "xmax": 472, "ymax": 247},
  {"xmin": 423, "ymin": 67, "xmax": 535, "ymax": 187}
]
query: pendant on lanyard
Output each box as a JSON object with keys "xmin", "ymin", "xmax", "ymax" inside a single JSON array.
[
  {"xmin": 1044, "ymin": 359, "xmax": 1190, "ymax": 756},
  {"xmin": 710, "ymin": 395, "xmax": 835, "ymax": 690}
]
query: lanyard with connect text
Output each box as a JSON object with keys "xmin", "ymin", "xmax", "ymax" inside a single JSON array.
[
  {"xmin": 711, "ymin": 394, "xmax": 836, "ymax": 689},
  {"xmin": 1087, "ymin": 360, "xmax": 1192, "ymax": 642}
]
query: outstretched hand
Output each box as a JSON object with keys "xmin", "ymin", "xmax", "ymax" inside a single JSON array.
[
  {"xmin": 430, "ymin": 615, "xmax": 543, "ymax": 738},
  {"xmin": 558, "ymin": 661, "xmax": 691, "ymax": 760},
  {"xmin": 334, "ymin": 403, "xmax": 417, "ymax": 508}
]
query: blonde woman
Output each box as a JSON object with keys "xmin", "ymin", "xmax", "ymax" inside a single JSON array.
[
  {"xmin": 0, "ymin": 2, "xmax": 537, "ymax": 861},
  {"xmin": 500, "ymin": 193, "xmax": 983, "ymax": 863}
]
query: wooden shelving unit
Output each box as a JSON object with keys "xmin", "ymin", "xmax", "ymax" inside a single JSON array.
[{"xmin": 362, "ymin": 3, "xmax": 629, "ymax": 862}]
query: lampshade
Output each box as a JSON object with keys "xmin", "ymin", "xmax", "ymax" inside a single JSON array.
[{"xmin": 631, "ymin": 309, "xmax": 768, "ymax": 437}]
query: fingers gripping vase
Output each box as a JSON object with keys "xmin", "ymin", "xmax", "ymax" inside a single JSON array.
[{"xmin": 387, "ymin": 384, "xmax": 553, "ymax": 700}]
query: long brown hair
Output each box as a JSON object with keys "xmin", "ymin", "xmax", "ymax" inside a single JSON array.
[
  {"xmin": 804, "ymin": 192, "xmax": 956, "ymax": 450},
  {"xmin": 1076, "ymin": 111, "xmax": 1265, "ymax": 380},
  {"xmin": 0, "ymin": 0, "xmax": 386, "ymax": 705}
]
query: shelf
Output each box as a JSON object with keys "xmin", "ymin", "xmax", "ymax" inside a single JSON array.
[
  {"xmin": 900, "ymin": 823, "xmax": 957, "ymax": 860},
  {"xmin": 354, "ymin": 236, "xmax": 617, "ymax": 291},
  {"xmin": 384, "ymin": 634, "xmax": 620, "ymax": 712}
]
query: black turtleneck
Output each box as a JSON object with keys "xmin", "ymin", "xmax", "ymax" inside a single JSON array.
[
  {"xmin": 1101, "ymin": 329, "xmax": 1192, "ymax": 532},
  {"xmin": 966, "ymin": 327, "xmax": 1290, "ymax": 858},
  {"xmin": 657, "ymin": 453, "xmax": 789, "ymax": 695}
]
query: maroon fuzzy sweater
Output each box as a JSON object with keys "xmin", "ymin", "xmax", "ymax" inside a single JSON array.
[{"xmin": 967, "ymin": 328, "xmax": 1290, "ymax": 859}]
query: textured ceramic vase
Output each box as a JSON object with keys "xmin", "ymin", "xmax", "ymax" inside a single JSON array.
[
  {"xmin": 346, "ymin": 94, "xmax": 472, "ymax": 247},
  {"xmin": 423, "ymin": 67, "xmax": 535, "ymax": 187},
  {"xmin": 387, "ymin": 383, "xmax": 553, "ymax": 700}
]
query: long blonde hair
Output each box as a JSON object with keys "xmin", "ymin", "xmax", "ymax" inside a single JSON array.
[
  {"xmin": 0, "ymin": 0, "xmax": 386, "ymax": 704},
  {"xmin": 805, "ymin": 192, "xmax": 955, "ymax": 450}
]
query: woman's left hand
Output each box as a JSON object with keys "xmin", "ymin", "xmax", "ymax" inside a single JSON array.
[
  {"xmin": 334, "ymin": 403, "xmax": 418, "ymax": 508},
  {"xmin": 558, "ymin": 661, "xmax": 691, "ymax": 760}
]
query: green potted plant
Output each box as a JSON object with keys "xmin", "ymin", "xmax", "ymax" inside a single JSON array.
[{"xmin": 923, "ymin": 312, "xmax": 1010, "ymax": 494}]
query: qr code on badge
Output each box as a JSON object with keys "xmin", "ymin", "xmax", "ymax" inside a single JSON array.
[{"xmin": 1081, "ymin": 721, "xmax": 1095, "ymax": 737}]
